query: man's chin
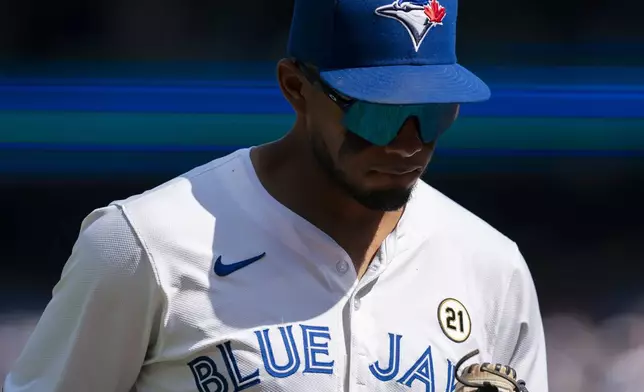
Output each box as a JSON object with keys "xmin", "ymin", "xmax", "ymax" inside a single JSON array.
[{"xmin": 351, "ymin": 185, "xmax": 416, "ymax": 212}]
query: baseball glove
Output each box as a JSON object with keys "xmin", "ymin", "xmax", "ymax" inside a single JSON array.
[{"xmin": 454, "ymin": 349, "xmax": 529, "ymax": 392}]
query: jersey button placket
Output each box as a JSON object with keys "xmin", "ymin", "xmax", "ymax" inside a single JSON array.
[
  {"xmin": 349, "ymin": 252, "xmax": 389, "ymax": 391},
  {"xmin": 348, "ymin": 293, "xmax": 369, "ymax": 390},
  {"xmin": 348, "ymin": 282, "xmax": 376, "ymax": 389}
]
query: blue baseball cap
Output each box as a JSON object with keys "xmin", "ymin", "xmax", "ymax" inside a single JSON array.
[{"xmin": 287, "ymin": 0, "xmax": 491, "ymax": 104}]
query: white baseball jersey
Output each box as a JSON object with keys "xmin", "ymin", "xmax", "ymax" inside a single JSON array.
[{"xmin": 4, "ymin": 148, "xmax": 548, "ymax": 392}]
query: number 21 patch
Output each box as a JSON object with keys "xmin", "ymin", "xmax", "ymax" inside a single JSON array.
[{"xmin": 437, "ymin": 298, "xmax": 472, "ymax": 343}]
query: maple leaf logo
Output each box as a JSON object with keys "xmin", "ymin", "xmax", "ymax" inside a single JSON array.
[{"xmin": 424, "ymin": 0, "xmax": 446, "ymax": 24}]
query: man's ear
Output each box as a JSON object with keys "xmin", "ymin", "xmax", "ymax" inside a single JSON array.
[{"xmin": 276, "ymin": 59, "xmax": 307, "ymax": 114}]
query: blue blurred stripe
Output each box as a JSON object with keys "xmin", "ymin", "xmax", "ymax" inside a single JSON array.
[
  {"xmin": 1, "ymin": 65, "xmax": 643, "ymax": 118},
  {"xmin": 1, "ymin": 142, "xmax": 643, "ymax": 157},
  {"xmin": 0, "ymin": 142, "xmax": 241, "ymax": 152},
  {"xmin": 1, "ymin": 63, "xmax": 642, "ymax": 175},
  {"xmin": 1, "ymin": 83, "xmax": 643, "ymax": 118}
]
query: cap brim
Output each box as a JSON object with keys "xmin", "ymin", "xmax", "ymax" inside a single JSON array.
[{"xmin": 319, "ymin": 64, "xmax": 490, "ymax": 105}]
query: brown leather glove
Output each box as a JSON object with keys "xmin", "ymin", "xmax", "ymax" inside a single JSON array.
[{"xmin": 454, "ymin": 350, "xmax": 530, "ymax": 392}]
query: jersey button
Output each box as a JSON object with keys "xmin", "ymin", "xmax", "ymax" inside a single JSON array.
[
  {"xmin": 336, "ymin": 260, "xmax": 349, "ymax": 275},
  {"xmin": 354, "ymin": 298, "xmax": 361, "ymax": 310}
]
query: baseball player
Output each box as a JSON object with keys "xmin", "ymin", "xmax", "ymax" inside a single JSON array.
[{"xmin": 3, "ymin": 0, "xmax": 548, "ymax": 391}]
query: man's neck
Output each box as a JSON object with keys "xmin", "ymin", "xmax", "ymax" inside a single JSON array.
[{"xmin": 250, "ymin": 136, "xmax": 404, "ymax": 268}]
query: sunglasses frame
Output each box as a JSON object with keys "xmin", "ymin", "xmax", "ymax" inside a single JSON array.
[{"xmin": 294, "ymin": 60, "xmax": 356, "ymax": 112}]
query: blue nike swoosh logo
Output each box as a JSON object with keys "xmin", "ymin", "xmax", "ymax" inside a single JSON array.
[{"xmin": 213, "ymin": 252, "xmax": 266, "ymax": 277}]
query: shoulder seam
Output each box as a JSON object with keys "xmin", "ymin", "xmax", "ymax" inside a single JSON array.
[{"xmin": 114, "ymin": 204, "xmax": 169, "ymax": 326}]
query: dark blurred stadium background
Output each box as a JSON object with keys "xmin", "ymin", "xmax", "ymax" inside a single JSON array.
[{"xmin": 0, "ymin": 0, "xmax": 643, "ymax": 390}]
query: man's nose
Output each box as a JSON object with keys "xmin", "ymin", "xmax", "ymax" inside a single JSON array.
[{"xmin": 383, "ymin": 117, "xmax": 424, "ymax": 158}]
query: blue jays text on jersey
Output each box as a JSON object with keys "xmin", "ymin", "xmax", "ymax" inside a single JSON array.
[{"xmin": 188, "ymin": 323, "xmax": 458, "ymax": 392}]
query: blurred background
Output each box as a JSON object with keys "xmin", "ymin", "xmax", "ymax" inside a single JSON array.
[{"xmin": 0, "ymin": 0, "xmax": 643, "ymax": 390}]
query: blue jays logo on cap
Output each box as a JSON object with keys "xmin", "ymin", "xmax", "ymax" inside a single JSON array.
[{"xmin": 375, "ymin": 0, "xmax": 447, "ymax": 52}]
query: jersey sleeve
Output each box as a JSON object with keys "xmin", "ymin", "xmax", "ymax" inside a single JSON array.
[
  {"xmin": 493, "ymin": 244, "xmax": 549, "ymax": 392},
  {"xmin": 3, "ymin": 205, "xmax": 163, "ymax": 392}
]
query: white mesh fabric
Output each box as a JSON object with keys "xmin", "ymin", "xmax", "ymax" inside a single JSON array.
[
  {"xmin": 3, "ymin": 205, "xmax": 163, "ymax": 392},
  {"xmin": 490, "ymin": 246, "xmax": 549, "ymax": 392}
]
